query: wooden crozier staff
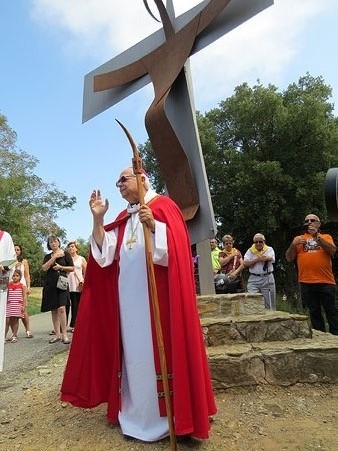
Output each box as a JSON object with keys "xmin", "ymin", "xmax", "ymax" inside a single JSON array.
[{"xmin": 116, "ymin": 119, "xmax": 177, "ymax": 451}]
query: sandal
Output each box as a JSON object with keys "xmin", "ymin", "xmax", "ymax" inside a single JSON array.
[
  {"xmin": 26, "ymin": 331, "xmax": 34, "ymax": 338},
  {"xmin": 10, "ymin": 336, "xmax": 18, "ymax": 343},
  {"xmin": 49, "ymin": 337, "xmax": 61, "ymax": 344}
]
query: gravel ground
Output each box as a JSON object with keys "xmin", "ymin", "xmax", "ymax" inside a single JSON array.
[{"xmin": 1, "ymin": 351, "xmax": 337, "ymax": 451}]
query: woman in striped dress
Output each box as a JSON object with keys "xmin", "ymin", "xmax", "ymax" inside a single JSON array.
[{"xmin": 5, "ymin": 269, "xmax": 27, "ymax": 343}]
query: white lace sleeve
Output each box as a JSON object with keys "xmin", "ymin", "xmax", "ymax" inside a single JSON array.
[
  {"xmin": 90, "ymin": 229, "xmax": 118, "ymax": 267},
  {"xmin": 151, "ymin": 220, "xmax": 168, "ymax": 267}
]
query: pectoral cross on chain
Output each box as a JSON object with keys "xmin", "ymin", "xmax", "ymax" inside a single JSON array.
[{"xmin": 126, "ymin": 235, "xmax": 137, "ymax": 249}]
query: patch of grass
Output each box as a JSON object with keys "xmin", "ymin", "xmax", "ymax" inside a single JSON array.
[
  {"xmin": 276, "ymin": 294, "xmax": 301, "ymax": 314},
  {"xmin": 28, "ymin": 287, "xmax": 42, "ymax": 316}
]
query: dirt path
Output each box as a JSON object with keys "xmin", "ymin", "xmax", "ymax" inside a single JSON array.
[{"xmin": 1, "ymin": 351, "xmax": 337, "ymax": 450}]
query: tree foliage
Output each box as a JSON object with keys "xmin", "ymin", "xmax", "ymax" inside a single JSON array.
[
  {"xmin": 139, "ymin": 141, "xmax": 166, "ymax": 194},
  {"xmin": 139, "ymin": 74, "xmax": 338, "ymax": 300},
  {"xmin": 70, "ymin": 238, "xmax": 90, "ymax": 261},
  {"xmin": 0, "ymin": 113, "xmax": 77, "ymax": 284}
]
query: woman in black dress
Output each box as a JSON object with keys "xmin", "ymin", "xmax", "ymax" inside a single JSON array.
[{"xmin": 41, "ymin": 236, "xmax": 74, "ymax": 344}]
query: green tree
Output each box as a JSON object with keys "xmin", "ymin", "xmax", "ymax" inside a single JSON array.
[
  {"xmin": 204, "ymin": 74, "xmax": 338, "ymax": 300},
  {"xmin": 0, "ymin": 113, "xmax": 77, "ymax": 284},
  {"xmin": 68, "ymin": 238, "xmax": 90, "ymax": 261},
  {"xmin": 139, "ymin": 74, "xmax": 338, "ymax": 303},
  {"xmin": 139, "ymin": 140, "xmax": 166, "ymax": 193}
]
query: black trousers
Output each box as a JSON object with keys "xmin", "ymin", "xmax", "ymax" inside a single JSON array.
[
  {"xmin": 67, "ymin": 291, "xmax": 82, "ymax": 328},
  {"xmin": 300, "ymin": 283, "xmax": 338, "ymax": 335}
]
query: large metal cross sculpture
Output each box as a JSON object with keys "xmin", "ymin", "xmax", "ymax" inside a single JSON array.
[{"xmin": 83, "ymin": 0, "xmax": 273, "ymax": 247}]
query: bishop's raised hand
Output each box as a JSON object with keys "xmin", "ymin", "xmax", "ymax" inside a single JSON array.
[{"xmin": 89, "ymin": 189, "xmax": 109, "ymax": 220}]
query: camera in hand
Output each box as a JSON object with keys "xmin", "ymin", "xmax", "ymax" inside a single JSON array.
[{"xmin": 325, "ymin": 168, "xmax": 338, "ymax": 221}]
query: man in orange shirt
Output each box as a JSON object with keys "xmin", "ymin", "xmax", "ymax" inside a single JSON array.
[{"xmin": 285, "ymin": 213, "xmax": 337, "ymax": 334}]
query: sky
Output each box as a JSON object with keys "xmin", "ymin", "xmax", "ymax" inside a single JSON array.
[{"xmin": 1, "ymin": 0, "xmax": 338, "ymax": 243}]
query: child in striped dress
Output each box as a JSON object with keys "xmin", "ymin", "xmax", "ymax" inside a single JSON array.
[{"xmin": 5, "ymin": 269, "xmax": 27, "ymax": 343}]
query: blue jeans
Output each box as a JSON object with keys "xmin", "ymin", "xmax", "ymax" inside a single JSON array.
[{"xmin": 300, "ymin": 283, "xmax": 338, "ymax": 335}]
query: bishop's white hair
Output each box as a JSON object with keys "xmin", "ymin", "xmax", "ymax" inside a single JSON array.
[{"xmin": 125, "ymin": 166, "xmax": 152, "ymax": 190}]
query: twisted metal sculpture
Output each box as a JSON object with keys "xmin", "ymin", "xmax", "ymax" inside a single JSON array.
[{"xmin": 94, "ymin": 0, "xmax": 232, "ymax": 221}]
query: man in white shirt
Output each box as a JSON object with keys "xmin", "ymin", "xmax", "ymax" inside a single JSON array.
[{"xmin": 244, "ymin": 233, "xmax": 276, "ymax": 309}]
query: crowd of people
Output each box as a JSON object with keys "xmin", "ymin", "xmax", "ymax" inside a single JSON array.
[
  {"xmin": 211, "ymin": 232, "xmax": 276, "ymax": 309},
  {"xmin": 210, "ymin": 214, "xmax": 337, "ymax": 333},
  {"xmin": 0, "ymin": 228, "xmax": 87, "ymax": 368}
]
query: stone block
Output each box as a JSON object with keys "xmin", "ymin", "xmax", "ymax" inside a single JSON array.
[
  {"xmin": 198, "ymin": 292, "xmax": 265, "ymax": 318},
  {"xmin": 208, "ymin": 331, "xmax": 338, "ymax": 389},
  {"xmin": 202, "ymin": 312, "xmax": 311, "ymax": 346},
  {"xmin": 210, "ymin": 353, "xmax": 266, "ymax": 390}
]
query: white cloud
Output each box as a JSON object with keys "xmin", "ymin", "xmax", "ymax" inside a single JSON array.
[
  {"xmin": 30, "ymin": 0, "xmax": 162, "ymax": 60},
  {"xmin": 189, "ymin": 0, "xmax": 332, "ymax": 109},
  {"xmin": 30, "ymin": 0, "xmax": 337, "ymax": 108}
]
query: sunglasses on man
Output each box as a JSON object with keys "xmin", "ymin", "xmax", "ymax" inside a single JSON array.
[{"xmin": 115, "ymin": 175, "xmax": 136, "ymax": 187}]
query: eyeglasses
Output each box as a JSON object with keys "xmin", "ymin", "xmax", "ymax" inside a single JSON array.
[
  {"xmin": 115, "ymin": 175, "xmax": 136, "ymax": 187},
  {"xmin": 254, "ymin": 240, "xmax": 264, "ymax": 244},
  {"xmin": 304, "ymin": 218, "xmax": 318, "ymax": 223},
  {"xmin": 223, "ymin": 242, "xmax": 233, "ymax": 245}
]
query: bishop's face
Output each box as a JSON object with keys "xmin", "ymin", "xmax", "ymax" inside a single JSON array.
[{"xmin": 116, "ymin": 169, "xmax": 140, "ymax": 204}]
